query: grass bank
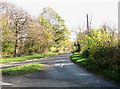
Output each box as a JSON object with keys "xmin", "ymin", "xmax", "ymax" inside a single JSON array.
[
  {"xmin": 2, "ymin": 63, "xmax": 43, "ymax": 76},
  {"xmin": 71, "ymin": 52, "xmax": 120, "ymax": 84},
  {"xmin": 1, "ymin": 53, "xmax": 58, "ymax": 63}
]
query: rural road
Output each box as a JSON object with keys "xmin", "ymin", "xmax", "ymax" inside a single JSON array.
[{"xmin": 2, "ymin": 52, "xmax": 120, "ymax": 88}]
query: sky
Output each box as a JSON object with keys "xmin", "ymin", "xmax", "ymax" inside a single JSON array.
[{"xmin": 1, "ymin": 0, "xmax": 119, "ymax": 41}]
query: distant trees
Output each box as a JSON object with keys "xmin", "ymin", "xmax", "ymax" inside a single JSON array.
[
  {"xmin": 38, "ymin": 7, "xmax": 71, "ymax": 52},
  {"xmin": 1, "ymin": 2, "xmax": 73, "ymax": 58}
]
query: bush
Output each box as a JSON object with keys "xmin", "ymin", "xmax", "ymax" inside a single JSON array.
[
  {"xmin": 82, "ymin": 49, "xmax": 89, "ymax": 58},
  {"xmin": 71, "ymin": 52, "xmax": 120, "ymax": 82},
  {"xmin": 93, "ymin": 47, "xmax": 120, "ymax": 70},
  {"xmin": 77, "ymin": 28, "xmax": 119, "ymax": 73}
]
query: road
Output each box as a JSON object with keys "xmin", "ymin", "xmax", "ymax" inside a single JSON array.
[{"xmin": 2, "ymin": 52, "xmax": 120, "ymax": 87}]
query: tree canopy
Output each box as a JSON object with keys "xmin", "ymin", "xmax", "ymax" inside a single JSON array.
[{"xmin": 1, "ymin": 2, "xmax": 74, "ymax": 58}]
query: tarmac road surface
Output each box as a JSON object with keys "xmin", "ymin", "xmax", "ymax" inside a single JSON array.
[{"xmin": 2, "ymin": 52, "xmax": 120, "ymax": 88}]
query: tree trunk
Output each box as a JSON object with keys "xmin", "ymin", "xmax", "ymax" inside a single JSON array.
[
  {"xmin": 15, "ymin": 39, "xmax": 18, "ymax": 56},
  {"xmin": 15, "ymin": 23, "xmax": 18, "ymax": 56}
]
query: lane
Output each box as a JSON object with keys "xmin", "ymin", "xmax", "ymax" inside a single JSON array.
[
  {"xmin": 2, "ymin": 56, "xmax": 56, "ymax": 69},
  {"xmin": 2, "ymin": 52, "xmax": 120, "ymax": 87}
]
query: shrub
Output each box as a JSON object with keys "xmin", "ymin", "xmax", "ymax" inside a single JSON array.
[
  {"xmin": 77, "ymin": 28, "xmax": 119, "ymax": 73},
  {"xmin": 82, "ymin": 49, "xmax": 89, "ymax": 58}
]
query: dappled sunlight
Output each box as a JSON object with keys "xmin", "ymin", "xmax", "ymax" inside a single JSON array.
[
  {"xmin": 76, "ymin": 58, "xmax": 86, "ymax": 62},
  {"xmin": 2, "ymin": 52, "xmax": 119, "ymax": 87},
  {"xmin": 54, "ymin": 59, "xmax": 70, "ymax": 62},
  {"xmin": 1, "ymin": 0, "xmax": 119, "ymax": 87},
  {"xmin": 75, "ymin": 73, "xmax": 89, "ymax": 76},
  {"xmin": 53, "ymin": 63, "xmax": 73, "ymax": 67}
]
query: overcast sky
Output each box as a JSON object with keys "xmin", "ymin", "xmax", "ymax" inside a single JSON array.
[{"xmin": 1, "ymin": 0, "xmax": 119, "ymax": 41}]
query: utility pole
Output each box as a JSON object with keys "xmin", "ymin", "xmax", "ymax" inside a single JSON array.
[{"xmin": 87, "ymin": 14, "xmax": 89, "ymax": 30}]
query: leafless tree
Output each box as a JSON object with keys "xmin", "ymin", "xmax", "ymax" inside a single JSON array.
[{"xmin": 1, "ymin": 2, "xmax": 30, "ymax": 56}]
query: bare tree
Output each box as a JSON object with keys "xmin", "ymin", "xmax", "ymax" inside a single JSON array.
[{"xmin": 1, "ymin": 2, "xmax": 30, "ymax": 56}]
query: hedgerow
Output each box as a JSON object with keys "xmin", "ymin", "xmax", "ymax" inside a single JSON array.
[{"xmin": 77, "ymin": 28, "xmax": 120, "ymax": 73}]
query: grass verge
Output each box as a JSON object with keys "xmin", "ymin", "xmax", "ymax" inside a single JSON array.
[
  {"xmin": 71, "ymin": 52, "xmax": 120, "ymax": 84},
  {"xmin": 1, "ymin": 53, "xmax": 58, "ymax": 63},
  {"xmin": 2, "ymin": 63, "xmax": 43, "ymax": 76}
]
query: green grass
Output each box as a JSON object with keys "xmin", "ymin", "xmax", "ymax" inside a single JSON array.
[
  {"xmin": 1, "ymin": 53, "xmax": 58, "ymax": 63},
  {"xmin": 2, "ymin": 63, "xmax": 43, "ymax": 76},
  {"xmin": 71, "ymin": 52, "xmax": 120, "ymax": 82}
]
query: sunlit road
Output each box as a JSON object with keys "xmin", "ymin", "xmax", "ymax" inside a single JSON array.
[{"xmin": 2, "ymin": 52, "xmax": 120, "ymax": 87}]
